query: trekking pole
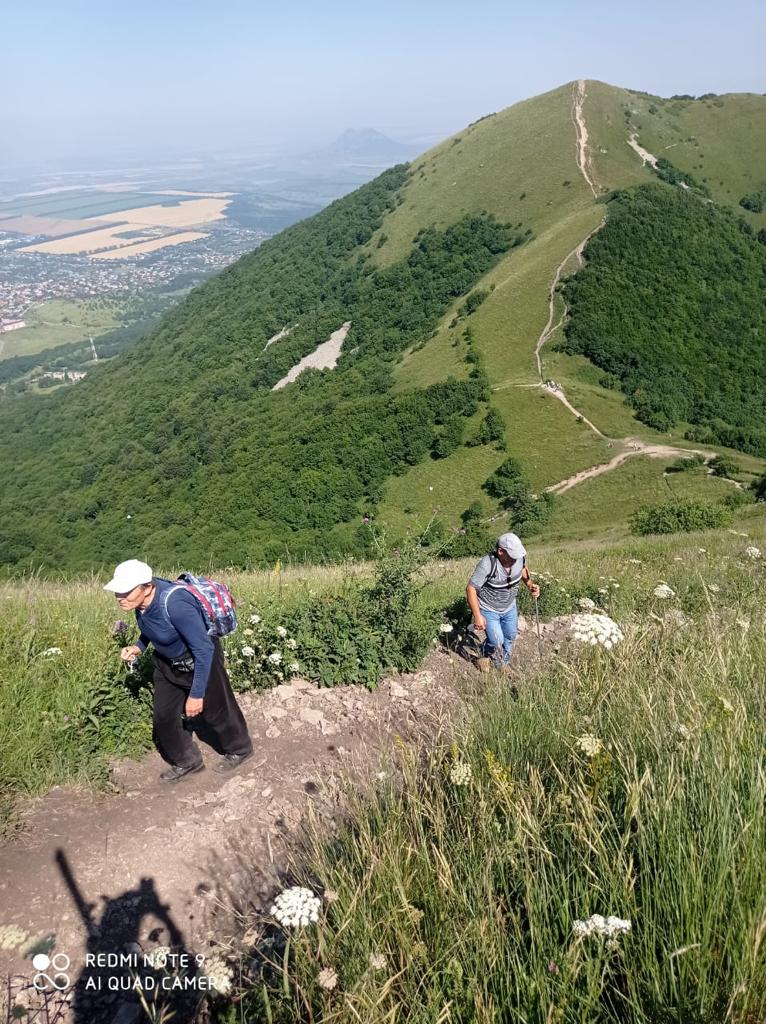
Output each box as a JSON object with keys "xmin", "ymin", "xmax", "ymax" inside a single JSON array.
[{"xmin": 533, "ymin": 594, "xmax": 543, "ymax": 663}]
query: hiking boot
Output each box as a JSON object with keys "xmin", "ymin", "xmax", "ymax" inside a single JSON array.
[
  {"xmin": 213, "ymin": 750, "xmax": 253, "ymax": 774},
  {"xmin": 158, "ymin": 761, "xmax": 204, "ymax": 784}
]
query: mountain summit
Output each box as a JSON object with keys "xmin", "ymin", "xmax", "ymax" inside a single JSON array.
[
  {"xmin": 324, "ymin": 128, "xmax": 417, "ymax": 163},
  {"xmin": 1, "ymin": 81, "xmax": 764, "ymax": 570}
]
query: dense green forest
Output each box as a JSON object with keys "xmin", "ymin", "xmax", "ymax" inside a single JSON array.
[
  {"xmin": 559, "ymin": 185, "xmax": 766, "ymax": 455},
  {"xmin": 0, "ymin": 166, "xmax": 524, "ymax": 571}
]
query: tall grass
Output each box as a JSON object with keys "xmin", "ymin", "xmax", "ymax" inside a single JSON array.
[{"xmin": 231, "ymin": 539, "xmax": 766, "ymax": 1022}]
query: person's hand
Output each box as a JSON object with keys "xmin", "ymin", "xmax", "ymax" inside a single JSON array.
[
  {"xmin": 185, "ymin": 697, "xmax": 204, "ymax": 717},
  {"xmin": 528, "ymin": 583, "xmax": 541, "ymax": 600},
  {"xmin": 120, "ymin": 645, "xmax": 142, "ymax": 663},
  {"xmin": 473, "ymin": 613, "xmax": 486, "ymax": 632}
]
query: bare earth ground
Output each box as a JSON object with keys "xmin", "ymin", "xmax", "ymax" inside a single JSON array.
[{"xmin": 0, "ymin": 622, "xmax": 564, "ymax": 1021}]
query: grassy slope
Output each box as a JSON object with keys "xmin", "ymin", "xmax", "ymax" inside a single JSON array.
[{"xmin": 376, "ymin": 81, "xmax": 766, "ymax": 537}]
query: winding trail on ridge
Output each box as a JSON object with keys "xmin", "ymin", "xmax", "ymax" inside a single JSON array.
[{"xmin": 523, "ymin": 81, "xmax": 719, "ymax": 493}]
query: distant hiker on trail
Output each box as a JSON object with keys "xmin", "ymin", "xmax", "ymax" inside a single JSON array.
[
  {"xmin": 466, "ymin": 532, "xmax": 540, "ymax": 670},
  {"xmin": 104, "ymin": 559, "xmax": 253, "ymax": 784}
]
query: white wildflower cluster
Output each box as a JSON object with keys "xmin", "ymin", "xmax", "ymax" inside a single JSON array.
[
  {"xmin": 288, "ymin": 661, "xmax": 300, "ymax": 674},
  {"xmin": 268, "ymin": 651, "xmax": 282, "ymax": 665},
  {"xmin": 576, "ymin": 734, "xmax": 604, "ymax": 758},
  {"xmin": 744, "ymin": 546, "xmax": 762, "ymax": 560},
  {"xmin": 42, "ymin": 647, "xmax": 63, "ymax": 657},
  {"xmin": 241, "ymin": 645, "xmax": 255, "ymax": 658},
  {"xmin": 573, "ymin": 914, "xmax": 631, "ymax": 939},
  {"xmin": 368, "ymin": 952, "xmax": 387, "ymax": 971},
  {"xmin": 578, "ymin": 597, "xmax": 596, "ymax": 611},
  {"xmin": 204, "ymin": 956, "xmax": 233, "ymax": 995},
  {"xmin": 145, "ymin": 946, "xmax": 172, "ymax": 969},
  {"xmin": 653, "ymin": 583, "xmax": 675, "ymax": 599},
  {"xmin": 439, "ymin": 623, "xmax": 454, "ymax": 634},
  {"xmin": 317, "ymin": 966, "xmax": 338, "ymax": 991},
  {"xmin": 570, "ymin": 613, "xmax": 623, "ymax": 649},
  {"xmin": 277, "ymin": 625, "xmax": 288, "ymax": 637},
  {"xmin": 270, "ymin": 886, "xmax": 321, "ymax": 928},
  {"xmin": 449, "ymin": 760, "xmax": 473, "ymax": 786},
  {"xmin": 248, "ymin": 614, "xmax": 261, "ymax": 625}
]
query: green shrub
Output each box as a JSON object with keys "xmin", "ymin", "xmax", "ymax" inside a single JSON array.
[{"xmin": 630, "ymin": 499, "xmax": 732, "ymax": 535}]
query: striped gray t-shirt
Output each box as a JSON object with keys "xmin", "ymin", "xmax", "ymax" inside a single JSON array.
[{"xmin": 469, "ymin": 554, "xmax": 524, "ymax": 613}]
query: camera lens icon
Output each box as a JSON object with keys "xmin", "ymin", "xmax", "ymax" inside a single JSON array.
[{"xmin": 32, "ymin": 952, "xmax": 71, "ymax": 991}]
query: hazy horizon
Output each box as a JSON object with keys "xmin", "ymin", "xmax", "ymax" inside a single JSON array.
[{"xmin": 3, "ymin": 0, "xmax": 765, "ymax": 173}]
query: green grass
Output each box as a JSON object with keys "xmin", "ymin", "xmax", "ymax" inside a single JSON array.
[
  {"xmin": 546, "ymin": 458, "xmax": 739, "ymax": 542},
  {"xmin": 230, "ymin": 522, "xmax": 766, "ymax": 1023},
  {"xmin": 0, "ymin": 299, "xmax": 122, "ymax": 360}
]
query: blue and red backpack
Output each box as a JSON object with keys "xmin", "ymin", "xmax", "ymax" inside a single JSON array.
[{"xmin": 161, "ymin": 573, "xmax": 238, "ymax": 637}]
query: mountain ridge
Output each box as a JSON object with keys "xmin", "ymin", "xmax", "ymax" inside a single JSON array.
[{"xmin": 1, "ymin": 79, "xmax": 764, "ymax": 571}]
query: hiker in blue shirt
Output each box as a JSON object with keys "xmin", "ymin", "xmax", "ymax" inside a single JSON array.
[
  {"xmin": 466, "ymin": 532, "xmax": 540, "ymax": 669},
  {"xmin": 105, "ymin": 559, "xmax": 253, "ymax": 783}
]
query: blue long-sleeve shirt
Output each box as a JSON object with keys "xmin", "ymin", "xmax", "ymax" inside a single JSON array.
[{"xmin": 134, "ymin": 579, "xmax": 215, "ymax": 698}]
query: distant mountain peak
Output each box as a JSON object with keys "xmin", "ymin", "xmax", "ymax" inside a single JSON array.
[{"xmin": 326, "ymin": 128, "xmax": 415, "ymax": 162}]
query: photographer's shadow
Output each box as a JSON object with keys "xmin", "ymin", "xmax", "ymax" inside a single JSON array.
[{"xmin": 55, "ymin": 849, "xmax": 199, "ymax": 1024}]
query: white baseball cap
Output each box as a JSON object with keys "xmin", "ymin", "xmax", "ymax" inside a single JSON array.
[
  {"xmin": 104, "ymin": 559, "xmax": 153, "ymax": 593},
  {"xmin": 496, "ymin": 532, "xmax": 526, "ymax": 560}
]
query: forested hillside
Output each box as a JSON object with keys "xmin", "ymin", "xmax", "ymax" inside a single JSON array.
[
  {"xmin": 1, "ymin": 81, "xmax": 765, "ymax": 573},
  {"xmin": 559, "ymin": 185, "xmax": 766, "ymax": 454}
]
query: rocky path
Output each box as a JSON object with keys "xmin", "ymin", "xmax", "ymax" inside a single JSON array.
[
  {"xmin": 0, "ymin": 630, "xmax": 562, "ymax": 1023},
  {"xmin": 572, "ymin": 80, "xmax": 598, "ymax": 198}
]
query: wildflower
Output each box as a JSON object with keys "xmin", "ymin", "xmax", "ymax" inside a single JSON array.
[
  {"xmin": 268, "ymin": 651, "xmax": 283, "ymax": 665},
  {"xmin": 277, "ymin": 625, "xmax": 288, "ymax": 638},
  {"xmin": 243, "ymin": 628, "xmax": 254, "ymax": 637},
  {"xmin": 653, "ymin": 583, "xmax": 675, "ymax": 599},
  {"xmin": 241, "ymin": 646, "xmax": 255, "ymax": 658},
  {"xmin": 288, "ymin": 661, "xmax": 300, "ymax": 674},
  {"xmin": 324, "ymin": 889, "xmax": 339, "ymax": 904},
  {"xmin": 578, "ymin": 597, "xmax": 596, "ymax": 611},
  {"xmin": 42, "ymin": 647, "xmax": 62, "ymax": 656},
  {"xmin": 286, "ymin": 637, "xmax": 297, "ymax": 649},
  {"xmin": 204, "ymin": 956, "xmax": 233, "ymax": 995},
  {"xmin": 744, "ymin": 546, "xmax": 762, "ymax": 560},
  {"xmin": 449, "ymin": 760, "xmax": 473, "ymax": 786},
  {"xmin": 576, "ymin": 734, "xmax": 604, "ymax": 758},
  {"xmin": 569, "ymin": 613, "xmax": 623, "ymax": 649},
  {"xmin": 598, "ymin": 588, "xmax": 608, "ymax": 596},
  {"xmin": 676, "ymin": 724, "xmax": 691, "ymax": 740},
  {"xmin": 369, "ymin": 952, "xmax": 387, "ymax": 971},
  {"xmin": 270, "ymin": 886, "xmax": 321, "ymax": 928},
  {"xmin": 718, "ymin": 695, "xmax": 734, "ymax": 714},
  {"xmin": 248, "ymin": 614, "xmax": 261, "ymax": 625},
  {"xmin": 707, "ymin": 583, "xmax": 720, "ymax": 593},
  {"xmin": 145, "ymin": 946, "xmax": 172, "ymax": 969},
  {"xmin": 111, "ymin": 619, "xmax": 129, "ymax": 637},
  {"xmin": 439, "ymin": 623, "xmax": 454, "ymax": 634},
  {"xmin": 698, "ymin": 548, "xmax": 707, "ymax": 554},
  {"xmin": 317, "ymin": 966, "xmax": 338, "ymax": 991},
  {"xmin": 736, "ymin": 617, "xmax": 750, "ymax": 631},
  {"xmin": 573, "ymin": 914, "xmax": 631, "ymax": 938},
  {"xmin": 628, "ymin": 557, "xmax": 642, "ymax": 565}
]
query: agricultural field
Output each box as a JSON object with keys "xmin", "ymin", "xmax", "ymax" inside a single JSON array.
[{"xmin": 0, "ymin": 299, "xmax": 123, "ymax": 359}]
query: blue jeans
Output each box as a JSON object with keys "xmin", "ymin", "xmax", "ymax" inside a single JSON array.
[{"xmin": 482, "ymin": 604, "xmax": 518, "ymax": 666}]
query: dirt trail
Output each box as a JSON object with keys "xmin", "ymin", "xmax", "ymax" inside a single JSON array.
[
  {"xmin": 627, "ymin": 133, "xmax": 658, "ymax": 168},
  {"xmin": 572, "ymin": 80, "xmax": 598, "ymax": 198},
  {"xmin": 0, "ymin": 635, "xmax": 559, "ymax": 1023},
  {"xmin": 546, "ymin": 439, "xmax": 715, "ymax": 494}
]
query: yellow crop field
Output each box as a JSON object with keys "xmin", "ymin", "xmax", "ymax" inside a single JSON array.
[
  {"xmin": 89, "ymin": 196, "xmax": 229, "ymax": 228},
  {"xmin": 90, "ymin": 231, "xmax": 209, "ymax": 259},
  {"xmin": 22, "ymin": 223, "xmax": 142, "ymax": 255}
]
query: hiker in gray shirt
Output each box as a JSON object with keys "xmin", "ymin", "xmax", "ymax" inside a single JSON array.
[{"xmin": 466, "ymin": 532, "xmax": 540, "ymax": 668}]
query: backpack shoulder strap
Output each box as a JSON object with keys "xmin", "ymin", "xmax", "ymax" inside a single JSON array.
[{"xmin": 160, "ymin": 584, "xmax": 187, "ymax": 628}]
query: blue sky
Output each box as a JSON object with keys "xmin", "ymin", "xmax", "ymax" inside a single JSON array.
[{"xmin": 3, "ymin": 0, "xmax": 765, "ymax": 165}]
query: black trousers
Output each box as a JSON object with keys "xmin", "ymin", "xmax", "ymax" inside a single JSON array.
[{"xmin": 152, "ymin": 638, "xmax": 253, "ymax": 768}]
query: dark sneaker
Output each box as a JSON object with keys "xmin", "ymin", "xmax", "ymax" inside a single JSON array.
[
  {"xmin": 158, "ymin": 761, "xmax": 204, "ymax": 784},
  {"xmin": 213, "ymin": 751, "xmax": 253, "ymax": 774}
]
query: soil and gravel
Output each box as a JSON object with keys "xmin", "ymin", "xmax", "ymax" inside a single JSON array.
[{"xmin": 0, "ymin": 618, "xmax": 569, "ymax": 1022}]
